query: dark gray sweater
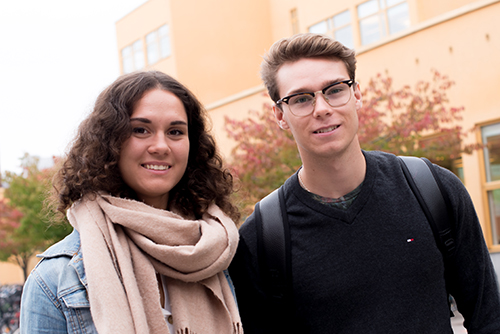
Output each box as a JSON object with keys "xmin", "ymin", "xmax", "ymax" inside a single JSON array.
[{"xmin": 229, "ymin": 151, "xmax": 500, "ymax": 333}]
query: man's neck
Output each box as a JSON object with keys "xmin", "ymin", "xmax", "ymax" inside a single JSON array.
[{"xmin": 300, "ymin": 149, "xmax": 366, "ymax": 199}]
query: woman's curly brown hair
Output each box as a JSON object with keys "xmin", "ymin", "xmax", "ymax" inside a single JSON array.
[{"xmin": 53, "ymin": 70, "xmax": 240, "ymax": 222}]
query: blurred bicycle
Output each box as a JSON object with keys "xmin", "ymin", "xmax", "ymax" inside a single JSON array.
[{"xmin": 0, "ymin": 285, "xmax": 22, "ymax": 334}]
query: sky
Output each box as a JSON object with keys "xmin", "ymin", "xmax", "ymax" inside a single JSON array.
[{"xmin": 0, "ymin": 0, "xmax": 148, "ymax": 175}]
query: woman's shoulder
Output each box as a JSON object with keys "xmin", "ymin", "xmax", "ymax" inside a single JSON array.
[
  {"xmin": 39, "ymin": 228, "xmax": 80, "ymax": 259},
  {"xmin": 21, "ymin": 229, "xmax": 95, "ymax": 333},
  {"xmin": 30, "ymin": 229, "xmax": 87, "ymax": 294}
]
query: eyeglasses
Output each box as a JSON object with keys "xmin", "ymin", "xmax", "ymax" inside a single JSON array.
[{"xmin": 276, "ymin": 79, "xmax": 355, "ymax": 117}]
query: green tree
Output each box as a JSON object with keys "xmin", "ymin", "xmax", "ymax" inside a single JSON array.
[
  {"xmin": 1, "ymin": 154, "xmax": 71, "ymax": 281},
  {"xmin": 225, "ymin": 71, "xmax": 475, "ymax": 219}
]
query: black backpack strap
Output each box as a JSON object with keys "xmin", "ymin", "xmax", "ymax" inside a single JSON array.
[
  {"xmin": 254, "ymin": 186, "xmax": 291, "ymax": 301},
  {"xmin": 398, "ymin": 156, "xmax": 456, "ymax": 259}
]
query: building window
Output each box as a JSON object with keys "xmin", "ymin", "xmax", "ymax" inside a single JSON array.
[
  {"xmin": 358, "ymin": 0, "xmax": 410, "ymax": 46},
  {"xmin": 482, "ymin": 122, "xmax": 500, "ymax": 245},
  {"xmin": 291, "ymin": 8, "xmax": 299, "ymax": 35},
  {"xmin": 308, "ymin": 10, "xmax": 354, "ymax": 49},
  {"xmin": 146, "ymin": 24, "xmax": 171, "ymax": 66},
  {"xmin": 121, "ymin": 39, "xmax": 145, "ymax": 74}
]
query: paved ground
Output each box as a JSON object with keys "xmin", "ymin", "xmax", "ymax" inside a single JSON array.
[{"xmin": 451, "ymin": 312, "xmax": 467, "ymax": 333}]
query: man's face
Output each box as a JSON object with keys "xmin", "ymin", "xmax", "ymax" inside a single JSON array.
[{"xmin": 273, "ymin": 57, "xmax": 362, "ymax": 163}]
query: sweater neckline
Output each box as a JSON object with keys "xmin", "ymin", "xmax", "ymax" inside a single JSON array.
[{"xmin": 287, "ymin": 151, "xmax": 377, "ymax": 224}]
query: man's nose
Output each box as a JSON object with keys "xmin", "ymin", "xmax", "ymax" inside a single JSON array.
[{"xmin": 312, "ymin": 92, "xmax": 332, "ymax": 117}]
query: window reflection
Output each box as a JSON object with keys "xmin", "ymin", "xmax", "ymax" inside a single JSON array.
[
  {"xmin": 358, "ymin": 0, "xmax": 410, "ymax": 45},
  {"xmin": 388, "ymin": 3, "xmax": 410, "ymax": 34},
  {"xmin": 121, "ymin": 39, "xmax": 144, "ymax": 74},
  {"xmin": 482, "ymin": 123, "xmax": 500, "ymax": 182},
  {"xmin": 308, "ymin": 10, "xmax": 354, "ymax": 49},
  {"xmin": 146, "ymin": 24, "xmax": 171, "ymax": 66},
  {"xmin": 489, "ymin": 189, "xmax": 500, "ymax": 245},
  {"xmin": 482, "ymin": 122, "xmax": 500, "ymax": 245}
]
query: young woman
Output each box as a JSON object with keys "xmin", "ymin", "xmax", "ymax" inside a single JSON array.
[{"xmin": 20, "ymin": 71, "xmax": 242, "ymax": 334}]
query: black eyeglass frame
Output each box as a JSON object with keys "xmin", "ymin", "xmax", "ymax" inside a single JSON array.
[{"xmin": 276, "ymin": 79, "xmax": 355, "ymax": 113}]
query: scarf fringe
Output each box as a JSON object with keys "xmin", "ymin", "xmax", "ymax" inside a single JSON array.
[
  {"xmin": 175, "ymin": 328, "xmax": 193, "ymax": 334},
  {"xmin": 174, "ymin": 323, "xmax": 243, "ymax": 334},
  {"xmin": 234, "ymin": 322, "xmax": 244, "ymax": 334}
]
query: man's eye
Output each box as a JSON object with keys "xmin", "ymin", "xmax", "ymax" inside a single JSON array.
[
  {"xmin": 290, "ymin": 95, "xmax": 313, "ymax": 105},
  {"xmin": 327, "ymin": 88, "xmax": 341, "ymax": 95},
  {"xmin": 325, "ymin": 84, "xmax": 347, "ymax": 96}
]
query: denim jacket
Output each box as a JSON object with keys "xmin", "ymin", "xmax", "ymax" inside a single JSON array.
[
  {"xmin": 20, "ymin": 229, "xmax": 238, "ymax": 334},
  {"xmin": 20, "ymin": 230, "xmax": 97, "ymax": 333}
]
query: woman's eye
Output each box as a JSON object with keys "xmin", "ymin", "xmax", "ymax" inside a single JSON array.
[
  {"xmin": 169, "ymin": 129, "xmax": 184, "ymax": 136},
  {"xmin": 132, "ymin": 127, "xmax": 148, "ymax": 134}
]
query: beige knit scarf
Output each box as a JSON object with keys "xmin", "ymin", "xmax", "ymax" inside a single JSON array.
[{"xmin": 67, "ymin": 193, "xmax": 242, "ymax": 334}]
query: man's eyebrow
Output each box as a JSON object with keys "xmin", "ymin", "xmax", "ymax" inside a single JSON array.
[{"xmin": 286, "ymin": 78, "xmax": 349, "ymax": 96}]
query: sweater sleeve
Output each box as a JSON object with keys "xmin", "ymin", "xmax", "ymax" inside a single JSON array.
[{"xmin": 435, "ymin": 165, "xmax": 500, "ymax": 333}]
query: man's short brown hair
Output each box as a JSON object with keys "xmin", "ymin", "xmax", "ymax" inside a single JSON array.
[{"xmin": 260, "ymin": 33, "xmax": 357, "ymax": 104}]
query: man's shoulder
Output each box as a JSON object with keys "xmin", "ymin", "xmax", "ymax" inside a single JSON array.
[
  {"xmin": 239, "ymin": 172, "xmax": 298, "ymax": 231},
  {"xmin": 363, "ymin": 150, "xmax": 399, "ymax": 165},
  {"xmin": 238, "ymin": 209, "xmax": 257, "ymax": 241}
]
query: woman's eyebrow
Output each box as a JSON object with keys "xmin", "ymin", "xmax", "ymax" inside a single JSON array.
[
  {"xmin": 130, "ymin": 118, "xmax": 187, "ymax": 126},
  {"xmin": 130, "ymin": 117, "xmax": 151, "ymax": 123},
  {"xmin": 171, "ymin": 120, "xmax": 188, "ymax": 126}
]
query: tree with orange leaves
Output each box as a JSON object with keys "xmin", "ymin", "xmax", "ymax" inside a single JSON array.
[
  {"xmin": 0, "ymin": 198, "xmax": 24, "ymax": 264},
  {"xmin": 225, "ymin": 103, "xmax": 301, "ymax": 220},
  {"xmin": 358, "ymin": 69, "xmax": 479, "ymax": 169}
]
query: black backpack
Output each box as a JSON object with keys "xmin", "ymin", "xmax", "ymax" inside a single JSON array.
[{"xmin": 254, "ymin": 156, "xmax": 456, "ymax": 307}]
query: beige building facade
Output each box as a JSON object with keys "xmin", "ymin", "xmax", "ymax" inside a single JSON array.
[{"xmin": 115, "ymin": 0, "xmax": 500, "ymax": 266}]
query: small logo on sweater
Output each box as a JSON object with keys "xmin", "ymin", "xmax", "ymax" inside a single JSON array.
[{"xmin": 407, "ymin": 238, "xmax": 415, "ymax": 243}]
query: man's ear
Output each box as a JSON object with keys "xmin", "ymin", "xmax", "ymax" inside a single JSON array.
[
  {"xmin": 273, "ymin": 105, "xmax": 289, "ymax": 130},
  {"xmin": 354, "ymin": 82, "xmax": 363, "ymax": 111}
]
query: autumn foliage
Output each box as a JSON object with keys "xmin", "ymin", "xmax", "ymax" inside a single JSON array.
[
  {"xmin": 0, "ymin": 154, "xmax": 71, "ymax": 281},
  {"xmin": 225, "ymin": 103, "xmax": 301, "ymax": 219},
  {"xmin": 358, "ymin": 70, "xmax": 479, "ymax": 164},
  {"xmin": 0, "ymin": 199, "xmax": 24, "ymax": 259},
  {"xmin": 225, "ymin": 70, "xmax": 475, "ymax": 220}
]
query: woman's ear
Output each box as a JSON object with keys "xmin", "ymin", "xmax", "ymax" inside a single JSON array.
[{"xmin": 273, "ymin": 105, "xmax": 289, "ymax": 130}]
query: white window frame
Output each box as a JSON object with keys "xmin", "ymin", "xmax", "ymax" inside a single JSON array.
[
  {"xmin": 481, "ymin": 122, "xmax": 500, "ymax": 246},
  {"xmin": 357, "ymin": 0, "xmax": 410, "ymax": 46},
  {"xmin": 121, "ymin": 39, "xmax": 145, "ymax": 74},
  {"xmin": 146, "ymin": 24, "xmax": 171, "ymax": 66},
  {"xmin": 308, "ymin": 10, "xmax": 354, "ymax": 49}
]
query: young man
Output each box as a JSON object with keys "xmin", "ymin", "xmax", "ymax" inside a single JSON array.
[{"xmin": 229, "ymin": 33, "xmax": 500, "ymax": 333}]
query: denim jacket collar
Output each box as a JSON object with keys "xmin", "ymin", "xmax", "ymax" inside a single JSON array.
[{"xmin": 39, "ymin": 229, "xmax": 88, "ymax": 290}]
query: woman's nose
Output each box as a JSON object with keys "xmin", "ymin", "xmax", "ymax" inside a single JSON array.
[{"xmin": 148, "ymin": 133, "xmax": 171, "ymax": 155}]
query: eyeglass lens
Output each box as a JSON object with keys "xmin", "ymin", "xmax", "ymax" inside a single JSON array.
[{"xmin": 288, "ymin": 82, "xmax": 352, "ymax": 116}]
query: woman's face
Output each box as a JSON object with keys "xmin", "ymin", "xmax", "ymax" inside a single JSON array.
[{"xmin": 118, "ymin": 88, "xmax": 190, "ymax": 209}]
